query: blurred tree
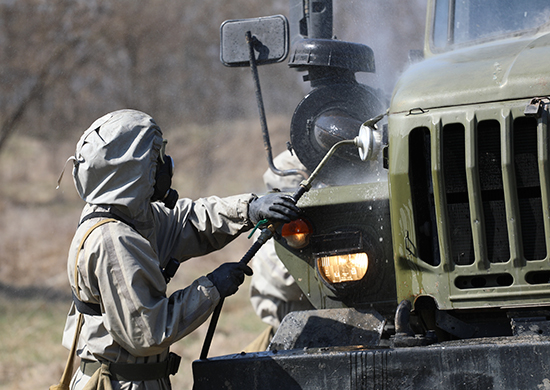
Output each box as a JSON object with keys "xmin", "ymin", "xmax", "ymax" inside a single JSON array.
[{"xmin": 0, "ymin": 0, "xmax": 301, "ymax": 150}]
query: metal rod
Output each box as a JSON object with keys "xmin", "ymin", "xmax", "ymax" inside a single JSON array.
[
  {"xmin": 245, "ymin": 31, "xmax": 308, "ymax": 180},
  {"xmin": 299, "ymin": 138, "xmax": 356, "ymax": 191}
]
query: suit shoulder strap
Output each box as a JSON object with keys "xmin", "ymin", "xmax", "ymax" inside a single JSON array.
[
  {"xmin": 79, "ymin": 211, "xmax": 136, "ymax": 230},
  {"xmin": 72, "ymin": 218, "xmax": 118, "ymax": 316}
]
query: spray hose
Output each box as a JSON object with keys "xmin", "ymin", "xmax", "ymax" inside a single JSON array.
[
  {"xmin": 199, "ymin": 135, "xmax": 363, "ymax": 360},
  {"xmin": 199, "ymin": 187, "xmax": 304, "ymax": 360}
]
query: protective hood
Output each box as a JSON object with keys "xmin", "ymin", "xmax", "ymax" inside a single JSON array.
[{"xmin": 73, "ymin": 109, "xmax": 164, "ymax": 221}]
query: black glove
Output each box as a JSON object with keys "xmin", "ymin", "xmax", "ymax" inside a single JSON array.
[
  {"xmin": 206, "ymin": 262, "xmax": 253, "ymax": 298},
  {"xmin": 248, "ymin": 193, "xmax": 300, "ymax": 225}
]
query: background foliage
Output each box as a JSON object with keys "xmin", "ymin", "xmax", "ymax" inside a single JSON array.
[{"xmin": 0, "ymin": 0, "xmax": 426, "ymax": 148}]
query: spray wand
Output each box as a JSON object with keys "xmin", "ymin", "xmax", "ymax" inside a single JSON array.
[{"xmin": 199, "ymin": 117, "xmax": 383, "ymax": 359}]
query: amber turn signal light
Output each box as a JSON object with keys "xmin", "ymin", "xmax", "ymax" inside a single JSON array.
[{"xmin": 281, "ymin": 218, "xmax": 313, "ymax": 249}]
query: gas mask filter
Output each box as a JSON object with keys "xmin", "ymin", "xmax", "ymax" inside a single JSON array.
[{"xmin": 151, "ymin": 142, "xmax": 179, "ymax": 209}]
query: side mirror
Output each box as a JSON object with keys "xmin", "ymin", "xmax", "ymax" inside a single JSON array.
[{"xmin": 220, "ymin": 15, "xmax": 289, "ymax": 67}]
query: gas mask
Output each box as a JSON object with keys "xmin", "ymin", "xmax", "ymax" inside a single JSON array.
[{"xmin": 151, "ymin": 143, "xmax": 179, "ymax": 209}]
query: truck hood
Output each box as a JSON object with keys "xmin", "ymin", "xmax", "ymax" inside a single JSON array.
[{"xmin": 391, "ymin": 32, "xmax": 550, "ymax": 113}]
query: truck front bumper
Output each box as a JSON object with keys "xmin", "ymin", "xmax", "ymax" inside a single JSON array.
[{"xmin": 193, "ymin": 336, "xmax": 550, "ymax": 389}]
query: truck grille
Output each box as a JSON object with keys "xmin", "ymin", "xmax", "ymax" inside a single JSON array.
[{"xmin": 403, "ymin": 102, "xmax": 550, "ymax": 304}]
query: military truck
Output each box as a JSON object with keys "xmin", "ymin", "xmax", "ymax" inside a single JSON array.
[{"xmin": 193, "ymin": 0, "xmax": 550, "ymax": 388}]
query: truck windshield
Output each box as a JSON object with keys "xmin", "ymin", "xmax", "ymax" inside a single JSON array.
[{"xmin": 433, "ymin": 0, "xmax": 550, "ymax": 49}]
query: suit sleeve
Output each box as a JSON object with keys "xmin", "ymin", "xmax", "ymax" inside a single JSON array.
[{"xmin": 153, "ymin": 193, "xmax": 255, "ymax": 262}]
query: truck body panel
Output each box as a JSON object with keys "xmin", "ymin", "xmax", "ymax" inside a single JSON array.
[{"xmin": 394, "ymin": 32, "xmax": 550, "ymax": 112}]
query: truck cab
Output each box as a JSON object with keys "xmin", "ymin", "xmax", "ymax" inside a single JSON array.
[{"xmin": 193, "ymin": 1, "xmax": 550, "ymax": 388}]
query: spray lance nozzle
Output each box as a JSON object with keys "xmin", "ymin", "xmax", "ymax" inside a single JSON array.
[{"xmin": 355, "ymin": 110, "xmax": 388, "ymax": 162}]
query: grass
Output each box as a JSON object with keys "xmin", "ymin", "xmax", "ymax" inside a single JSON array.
[
  {"xmin": 0, "ymin": 268, "xmax": 266, "ymax": 390},
  {"xmin": 0, "ymin": 117, "xmax": 289, "ymax": 390},
  {"xmin": 0, "ymin": 296, "xmax": 70, "ymax": 389}
]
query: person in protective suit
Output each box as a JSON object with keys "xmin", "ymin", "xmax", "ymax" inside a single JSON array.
[
  {"xmin": 58, "ymin": 109, "xmax": 300, "ymax": 390},
  {"xmin": 245, "ymin": 151, "xmax": 315, "ymax": 352}
]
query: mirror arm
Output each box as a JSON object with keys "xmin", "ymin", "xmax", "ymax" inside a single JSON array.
[{"xmin": 246, "ymin": 31, "xmax": 309, "ymax": 180}]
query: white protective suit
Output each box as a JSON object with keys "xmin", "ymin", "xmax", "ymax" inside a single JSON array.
[
  {"xmin": 249, "ymin": 151, "xmax": 314, "ymax": 334},
  {"xmin": 61, "ymin": 110, "xmax": 256, "ymax": 390}
]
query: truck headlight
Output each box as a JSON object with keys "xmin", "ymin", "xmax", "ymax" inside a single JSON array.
[
  {"xmin": 281, "ymin": 218, "xmax": 313, "ymax": 249},
  {"xmin": 317, "ymin": 252, "xmax": 369, "ymax": 284}
]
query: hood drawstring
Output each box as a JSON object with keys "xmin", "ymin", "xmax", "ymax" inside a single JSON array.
[
  {"xmin": 56, "ymin": 156, "xmax": 76, "ymax": 190},
  {"xmin": 159, "ymin": 139, "xmax": 168, "ymax": 164}
]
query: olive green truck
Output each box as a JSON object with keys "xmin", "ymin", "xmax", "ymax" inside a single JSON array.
[{"xmin": 193, "ymin": 1, "xmax": 550, "ymax": 388}]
